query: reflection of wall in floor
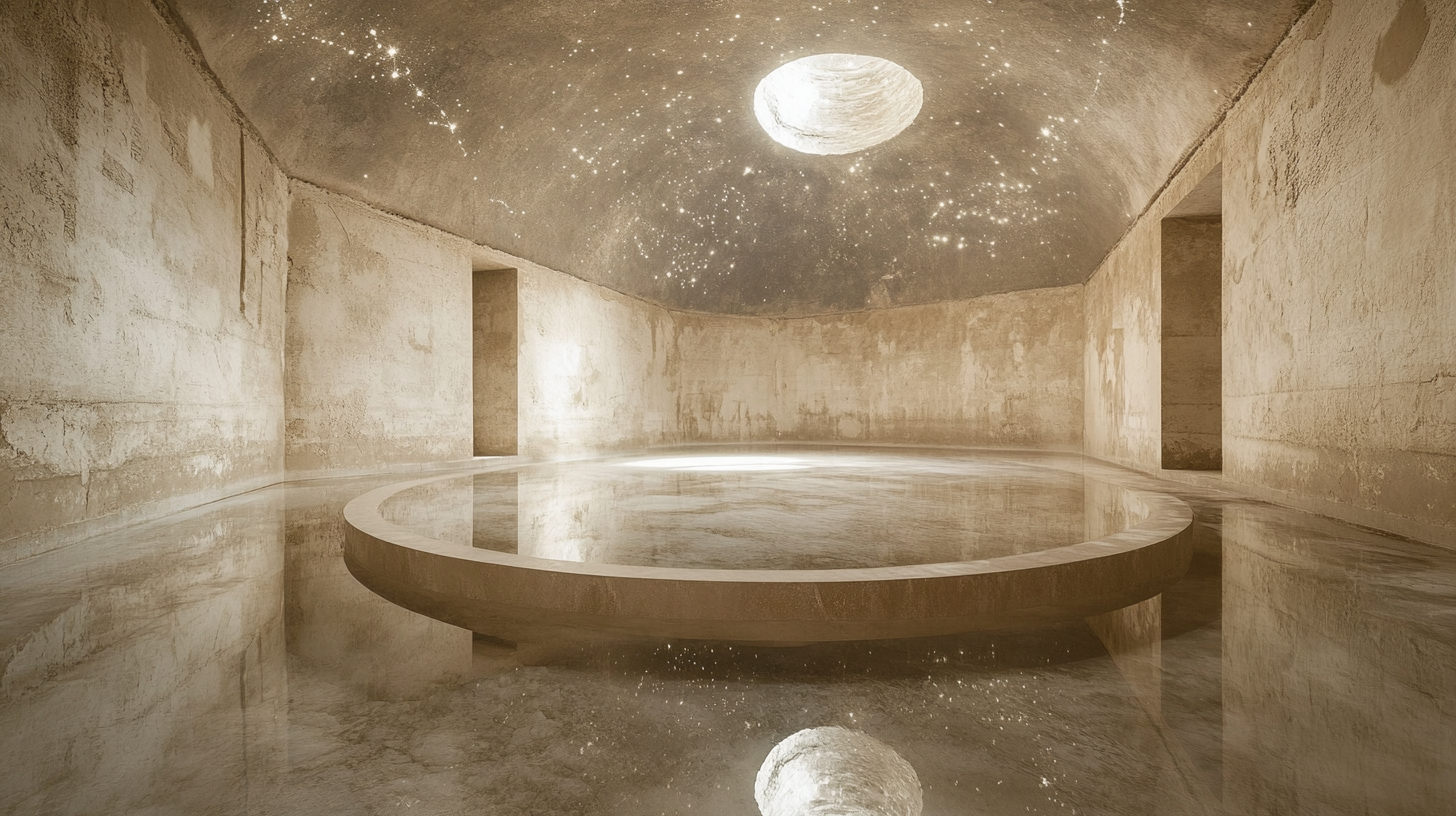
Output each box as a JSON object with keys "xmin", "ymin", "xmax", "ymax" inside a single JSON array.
[
  {"xmin": 513, "ymin": 464, "xmax": 1090, "ymax": 566},
  {"xmin": 1085, "ymin": 481, "xmax": 1225, "ymax": 805},
  {"xmin": 0, "ymin": 500, "xmax": 288, "ymax": 814},
  {"xmin": 285, "ymin": 484, "xmax": 472, "ymax": 699},
  {"xmin": 1082, "ymin": 470, "xmax": 1162, "ymax": 717},
  {"xmin": 1156, "ymin": 505, "xmax": 1224, "ymax": 803},
  {"xmin": 517, "ymin": 466, "xmax": 633, "ymax": 563},
  {"xmin": 473, "ymin": 471, "xmax": 521, "ymax": 553},
  {"xmin": 1087, "ymin": 597, "xmax": 1164, "ymax": 718},
  {"xmin": 376, "ymin": 478, "xmax": 475, "ymax": 546},
  {"xmin": 1222, "ymin": 504, "xmax": 1456, "ymax": 815}
]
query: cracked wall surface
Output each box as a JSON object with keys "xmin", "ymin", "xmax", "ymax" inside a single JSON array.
[{"xmin": 0, "ymin": 0, "xmax": 288, "ymax": 559}]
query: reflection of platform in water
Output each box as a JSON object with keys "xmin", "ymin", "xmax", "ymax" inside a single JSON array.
[{"xmin": 344, "ymin": 449, "xmax": 1194, "ymax": 644}]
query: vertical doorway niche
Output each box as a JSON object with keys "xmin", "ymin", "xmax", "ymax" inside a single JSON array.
[
  {"xmin": 473, "ymin": 267, "xmax": 518, "ymax": 456},
  {"xmin": 1160, "ymin": 166, "xmax": 1223, "ymax": 471}
]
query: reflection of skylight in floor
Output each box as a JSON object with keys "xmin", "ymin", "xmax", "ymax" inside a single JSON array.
[
  {"xmin": 620, "ymin": 456, "xmax": 812, "ymax": 472},
  {"xmin": 754, "ymin": 54, "xmax": 923, "ymax": 155},
  {"xmin": 757, "ymin": 727, "xmax": 922, "ymax": 816}
]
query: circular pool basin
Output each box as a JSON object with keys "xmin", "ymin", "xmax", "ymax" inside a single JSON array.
[{"xmin": 342, "ymin": 449, "xmax": 1193, "ymax": 644}]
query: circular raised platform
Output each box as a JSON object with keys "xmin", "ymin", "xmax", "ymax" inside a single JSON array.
[{"xmin": 342, "ymin": 449, "xmax": 1193, "ymax": 644}]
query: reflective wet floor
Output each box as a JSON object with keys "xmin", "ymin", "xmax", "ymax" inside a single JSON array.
[{"xmin": 2, "ymin": 448, "xmax": 1453, "ymax": 816}]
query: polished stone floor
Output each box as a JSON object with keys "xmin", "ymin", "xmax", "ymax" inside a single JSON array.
[{"xmin": 2, "ymin": 448, "xmax": 1453, "ymax": 815}]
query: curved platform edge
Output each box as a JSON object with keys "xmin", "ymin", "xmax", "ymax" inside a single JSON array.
[{"xmin": 342, "ymin": 468, "xmax": 1194, "ymax": 644}]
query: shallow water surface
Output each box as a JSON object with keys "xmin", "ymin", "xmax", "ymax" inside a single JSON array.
[
  {"xmin": 378, "ymin": 452, "xmax": 1140, "ymax": 569},
  {"xmin": 2, "ymin": 448, "xmax": 1453, "ymax": 816}
]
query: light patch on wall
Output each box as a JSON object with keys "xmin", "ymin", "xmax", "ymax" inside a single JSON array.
[
  {"xmin": 538, "ymin": 341, "xmax": 587, "ymax": 413},
  {"xmin": 187, "ymin": 117, "xmax": 214, "ymax": 187},
  {"xmin": 753, "ymin": 54, "xmax": 922, "ymax": 155}
]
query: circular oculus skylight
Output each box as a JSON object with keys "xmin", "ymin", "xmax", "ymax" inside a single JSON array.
[{"xmin": 754, "ymin": 54, "xmax": 923, "ymax": 155}]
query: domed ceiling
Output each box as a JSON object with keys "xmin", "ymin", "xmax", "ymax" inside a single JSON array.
[{"xmin": 169, "ymin": 0, "xmax": 1310, "ymax": 315}]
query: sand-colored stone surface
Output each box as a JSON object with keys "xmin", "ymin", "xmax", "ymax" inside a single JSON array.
[
  {"xmin": 0, "ymin": 0, "xmax": 288, "ymax": 560},
  {"xmin": 1084, "ymin": 0, "xmax": 1455, "ymax": 541}
]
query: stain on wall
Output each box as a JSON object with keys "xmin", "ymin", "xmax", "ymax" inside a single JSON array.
[
  {"xmin": 1374, "ymin": 0, "xmax": 1429, "ymax": 84},
  {"xmin": 0, "ymin": 0, "xmax": 288, "ymax": 559}
]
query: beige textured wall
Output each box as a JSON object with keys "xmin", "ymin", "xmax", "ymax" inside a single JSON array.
[
  {"xmin": 673, "ymin": 287, "xmax": 1085, "ymax": 449},
  {"xmin": 1085, "ymin": 0, "xmax": 1456, "ymax": 540},
  {"xmin": 282, "ymin": 193, "xmax": 1084, "ymax": 465},
  {"xmin": 515, "ymin": 259, "xmax": 679, "ymax": 459},
  {"xmin": 0, "ymin": 0, "xmax": 288, "ymax": 560},
  {"xmin": 284, "ymin": 183, "xmax": 473, "ymax": 474},
  {"xmin": 1222, "ymin": 0, "xmax": 1455, "ymax": 535},
  {"xmin": 1084, "ymin": 180, "xmax": 1176, "ymax": 470},
  {"xmin": 281, "ymin": 200, "xmax": 682, "ymax": 467}
]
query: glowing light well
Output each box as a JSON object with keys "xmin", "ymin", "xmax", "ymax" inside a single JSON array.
[{"xmin": 754, "ymin": 54, "xmax": 923, "ymax": 155}]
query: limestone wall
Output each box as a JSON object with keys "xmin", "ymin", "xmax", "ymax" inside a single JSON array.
[
  {"xmin": 513, "ymin": 257, "xmax": 679, "ymax": 459},
  {"xmin": 282, "ymin": 179, "xmax": 1083, "ymax": 466},
  {"xmin": 1223, "ymin": 0, "xmax": 1455, "ymax": 538},
  {"xmin": 284, "ymin": 183, "xmax": 474, "ymax": 475},
  {"xmin": 0, "ymin": 0, "xmax": 288, "ymax": 560},
  {"xmin": 283, "ymin": 187, "xmax": 680, "ymax": 466},
  {"xmin": 1084, "ymin": 0, "xmax": 1456, "ymax": 541},
  {"xmin": 674, "ymin": 287, "xmax": 1086, "ymax": 449}
]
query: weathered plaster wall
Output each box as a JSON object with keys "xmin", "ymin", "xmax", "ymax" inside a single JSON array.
[
  {"xmin": 284, "ymin": 187, "xmax": 680, "ymax": 467},
  {"xmin": 1084, "ymin": 166, "xmax": 1185, "ymax": 471},
  {"xmin": 1085, "ymin": 0, "xmax": 1456, "ymax": 541},
  {"xmin": 673, "ymin": 286, "xmax": 1085, "ymax": 449},
  {"xmin": 1221, "ymin": 0, "xmax": 1455, "ymax": 536},
  {"xmin": 0, "ymin": 0, "xmax": 288, "ymax": 560},
  {"xmin": 513, "ymin": 258, "xmax": 678, "ymax": 459},
  {"xmin": 285, "ymin": 185, "xmax": 1083, "ymax": 463},
  {"xmin": 284, "ymin": 183, "xmax": 473, "ymax": 475}
]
